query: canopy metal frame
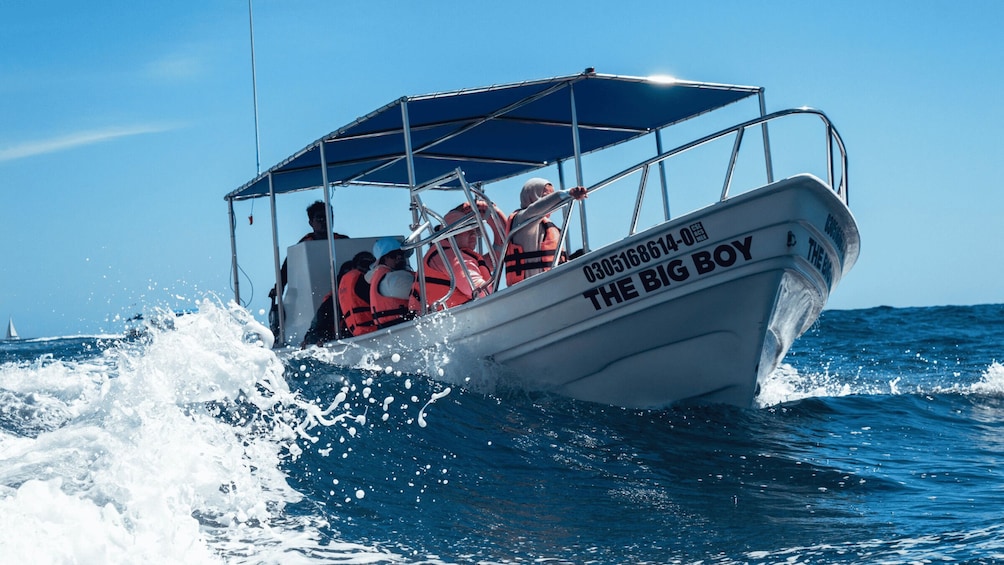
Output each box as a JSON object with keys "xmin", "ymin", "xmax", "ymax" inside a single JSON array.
[{"xmin": 225, "ymin": 71, "xmax": 764, "ymax": 202}]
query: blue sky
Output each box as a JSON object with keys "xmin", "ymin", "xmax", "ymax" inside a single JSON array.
[{"xmin": 2, "ymin": 1, "xmax": 1002, "ymax": 338}]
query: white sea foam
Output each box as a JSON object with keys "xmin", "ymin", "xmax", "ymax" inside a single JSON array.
[
  {"xmin": 965, "ymin": 361, "xmax": 1004, "ymax": 397},
  {"xmin": 759, "ymin": 359, "xmax": 1004, "ymax": 407},
  {"xmin": 417, "ymin": 387, "xmax": 452, "ymax": 428},
  {"xmin": 295, "ymin": 307, "xmax": 502, "ymax": 413},
  {"xmin": 756, "ymin": 360, "xmax": 916, "ymax": 407},
  {"xmin": 0, "ymin": 298, "xmax": 398, "ymax": 564},
  {"xmin": 756, "ymin": 363, "xmax": 854, "ymax": 407},
  {"xmin": 743, "ymin": 522, "xmax": 1004, "ymax": 564}
]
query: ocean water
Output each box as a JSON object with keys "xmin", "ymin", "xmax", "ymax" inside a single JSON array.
[{"xmin": 1, "ymin": 300, "xmax": 1002, "ymax": 564}]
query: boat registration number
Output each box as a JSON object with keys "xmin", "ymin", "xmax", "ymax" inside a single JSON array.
[
  {"xmin": 580, "ymin": 222, "xmax": 709, "ymax": 283},
  {"xmin": 581, "ymin": 235, "xmax": 754, "ymax": 312}
]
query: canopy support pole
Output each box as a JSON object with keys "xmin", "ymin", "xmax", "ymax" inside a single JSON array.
[
  {"xmin": 557, "ymin": 161, "xmax": 573, "ymax": 252},
  {"xmin": 656, "ymin": 130, "xmax": 671, "ymax": 221},
  {"xmin": 228, "ymin": 198, "xmax": 241, "ymax": 305},
  {"xmin": 320, "ymin": 141, "xmax": 340, "ymax": 341},
  {"xmin": 553, "ymin": 161, "xmax": 575, "ymax": 269},
  {"xmin": 569, "ymin": 83, "xmax": 589, "ymax": 253},
  {"xmin": 401, "ymin": 100, "xmax": 428, "ymax": 315},
  {"xmin": 758, "ymin": 89, "xmax": 774, "ymax": 184},
  {"xmin": 268, "ymin": 173, "xmax": 285, "ymax": 347}
]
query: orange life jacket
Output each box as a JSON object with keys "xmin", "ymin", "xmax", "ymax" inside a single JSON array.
[
  {"xmin": 504, "ymin": 211, "xmax": 561, "ymax": 286},
  {"xmin": 410, "ymin": 247, "xmax": 491, "ymax": 312},
  {"xmin": 369, "ymin": 265, "xmax": 412, "ymax": 329},
  {"xmin": 337, "ymin": 269, "xmax": 375, "ymax": 336}
]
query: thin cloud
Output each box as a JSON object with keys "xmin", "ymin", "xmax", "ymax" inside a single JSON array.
[
  {"xmin": 145, "ymin": 54, "xmax": 207, "ymax": 82},
  {"xmin": 0, "ymin": 124, "xmax": 179, "ymax": 163}
]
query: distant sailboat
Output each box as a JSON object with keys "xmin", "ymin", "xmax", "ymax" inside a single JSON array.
[{"xmin": 6, "ymin": 317, "xmax": 19, "ymax": 340}]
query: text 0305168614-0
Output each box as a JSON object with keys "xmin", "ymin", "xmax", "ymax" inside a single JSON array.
[
  {"xmin": 581, "ymin": 222, "xmax": 709, "ymax": 284},
  {"xmin": 582, "ymin": 235, "xmax": 754, "ymax": 312}
]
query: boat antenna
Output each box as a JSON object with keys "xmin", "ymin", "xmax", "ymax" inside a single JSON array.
[
  {"xmin": 247, "ymin": 0, "xmax": 262, "ymax": 175},
  {"xmin": 246, "ymin": 0, "xmax": 261, "ymax": 226}
]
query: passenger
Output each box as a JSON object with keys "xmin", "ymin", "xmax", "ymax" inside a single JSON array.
[
  {"xmin": 368, "ymin": 238, "xmax": 415, "ymax": 329},
  {"xmin": 300, "ymin": 252, "xmax": 374, "ymax": 348},
  {"xmin": 299, "ymin": 293, "xmax": 337, "ymax": 348},
  {"xmin": 466, "ymin": 199, "xmax": 508, "ymax": 269},
  {"xmin": 504, "ymin": 178, "xmax": 587, "ymax": 286},
  {"xmin": 269, "ymin": 200, "xmax": 348, "ymax": 338},
  {"xmin": 338, "ymin": 251, "xmax": 377, "ymax": 337},
  {"xmin": 410, "ymin": 203, "xmax": 498, "ymax": 312}
]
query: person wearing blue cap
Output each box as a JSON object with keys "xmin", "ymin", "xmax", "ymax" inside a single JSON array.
[
  {"xmin": 367, "ymin": 237, "xmax": 415, "ymax": 329},
  {"xmin": 300, "ymin": 250, "xmax": 375, "ymax": 348}
]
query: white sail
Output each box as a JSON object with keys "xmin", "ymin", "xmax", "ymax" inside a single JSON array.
[{"xmin": 6, "ymin": 317, "xmax": 19, "ymax": 340}]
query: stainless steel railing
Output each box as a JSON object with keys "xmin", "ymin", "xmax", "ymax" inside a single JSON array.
[{"xmin": 409, "ymin": 108, "xmax": 849, "ymax": 302}]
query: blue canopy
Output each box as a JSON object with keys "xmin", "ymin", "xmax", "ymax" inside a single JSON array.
[{"xmin": 225, "ymin": 70, "xmax": 761, "ymax": 202}]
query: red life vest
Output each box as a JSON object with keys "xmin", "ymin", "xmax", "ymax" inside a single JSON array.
[
  {"xmin": 504, "ymin": 210, "xmax": 562, "ymax": 286},
  {"xmin": 410, "ymin": 247, "xmax": 491, "ymax": 312},
  {"xmin": 369, "ymin": 265, "xmax": 412, "ymax": 329},
  {"xmin": 337, "ymin": 269, "xmax": 375, "ymax": 336}
]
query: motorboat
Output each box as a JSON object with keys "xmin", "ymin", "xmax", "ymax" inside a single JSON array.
[{"xmin": 224, "ymin": 69, "xmax": 859, "ymax": 409}]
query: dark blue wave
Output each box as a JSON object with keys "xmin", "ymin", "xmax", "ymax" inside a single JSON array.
[
  {"xmin": 280, "ymin": 357, "xmax": 1004, "ymax": 562},
  {"xmin": 3, "ymin": 303, "xmax": 1003, "ymax": 563}
]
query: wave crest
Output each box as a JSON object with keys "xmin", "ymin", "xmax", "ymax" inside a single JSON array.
[{"xmin": 0, "ymin": 297, "xmax": 394, "ymax": 563}]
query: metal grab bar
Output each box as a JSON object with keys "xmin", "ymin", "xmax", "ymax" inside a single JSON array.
[
  {"xmin": 411, "ymin": 109, "xmax": 849, "ymax": 302},
  {"xmin": 483, "ymin": 108, "xmax": 847, "ymax": 293},
  {"xmin": 408, "ymin": 169, "xmax": 509, "ymax": 313},
  {"xmin": 586, "ymin": 107, "xmax": 849, "ymax": 204}
]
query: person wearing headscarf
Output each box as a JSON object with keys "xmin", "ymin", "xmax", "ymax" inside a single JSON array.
[{"xmin": 504, "ymin": 178, "xmax": 587, "ymax": 285}]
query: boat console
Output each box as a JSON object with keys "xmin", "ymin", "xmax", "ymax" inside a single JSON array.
[{"xmin": 281, "ymin": 237, "xmax": 401, "ymax": 344}]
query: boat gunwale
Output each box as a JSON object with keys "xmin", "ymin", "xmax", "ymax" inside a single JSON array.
[{"xmin": 299, "ymin": 174, "xmax": 852, "ymax": 351}]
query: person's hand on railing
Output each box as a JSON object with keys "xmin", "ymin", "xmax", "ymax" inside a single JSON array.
[
  {"xmin": 459, "ymin": 199, "xmax": 502, "ymax": 215},
  {"xmin": 569, "ymin": 186, "xmax": 588, "ymax": 200},
  {"xmin": 458, "ymin": 200, "xmax": 507, "ymax": 260}
]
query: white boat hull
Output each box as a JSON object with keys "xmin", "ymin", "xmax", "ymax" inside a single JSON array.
[{"xmin": 304, "ymin": 174, "xmax": 859, "ymax": 409}]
